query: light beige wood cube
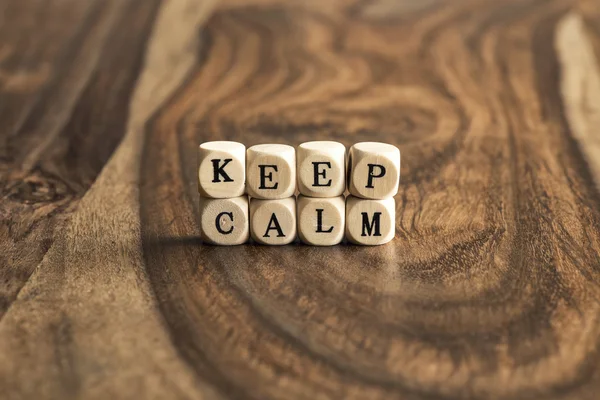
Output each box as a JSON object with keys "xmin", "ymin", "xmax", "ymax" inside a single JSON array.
[
  {"xmin": 198, "ymin": 141, "xmax": 245, "ymax": 198},
  {"xmin": 250, "ymin": 197, "xmax": 296, "ymax": 245},
  {"xmin": 345, "ymin": 196, "xmax": 395, "ymax": 245},
  {"xmin": 199, "ymin": 196, "xmax": 249, "ymax": 245},
  {"xmin": 348, "ymin": 142, "xmax": 400, "ymax": 199},
  {"xmin": 297, "ymin": 195, "xmax": 345, "ymax": 246},
  {"xmin": 297, "ymin": 141, "xmax": 346, "ymax": 197},
  {"xmin": 247, "ymin": 144, "xmax": 296, "ymax": 199}
]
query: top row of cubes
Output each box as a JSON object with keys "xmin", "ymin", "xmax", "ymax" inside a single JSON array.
[{"xmin": 198, "ymin": 141, "xmax": 400, "ymax": 200}]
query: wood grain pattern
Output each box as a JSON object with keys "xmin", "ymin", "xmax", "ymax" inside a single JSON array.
[
  {"xmin": 0, "ymin": 1, "xmax": 216, "ymax": 399},
  {"xmin": 3, "ymin": 0, "xmax": 600, "ymax": 399},
  {"xmin": 0, "ymin": 0, "xmax": 160, "ymax": 318}
]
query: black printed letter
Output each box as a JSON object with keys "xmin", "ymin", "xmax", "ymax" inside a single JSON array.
[
  {"xmin": 259, "ymin": 165, "xmax": 279, "ymax": 190},
  {"xmin": 263, "ymin": 213, "xmax": 285, "ymax": 237},
  {"xmin": 366, "ymin": 164, "xmax": 386, "ymax": 188},
  {"xmin": 211, "ymin": 159, "xmax": 234, "ymax": 183},
  {"xmin": 312, "ymin": 162, "xmax": 332, "ymax": 187},
  {"xmin": 216, "ymin": 212, "xmax": 234, "ymax": 234},
  {"xmin": 316, "ymin": 209, "xmax": 334, "ymax": 233},
  {"xmin": 361, "ymin": 212, "xmax": 382, "ymax": 237}
]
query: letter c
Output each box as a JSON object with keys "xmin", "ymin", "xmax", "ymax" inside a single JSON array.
[{"xmin": 216, "ymin": 212, "xmax": 234, "ymax": 234}]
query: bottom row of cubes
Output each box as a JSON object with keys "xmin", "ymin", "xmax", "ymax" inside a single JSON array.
[{"xmin": 199, "ymin": 195, "xmax": 395, "ymax": 246}]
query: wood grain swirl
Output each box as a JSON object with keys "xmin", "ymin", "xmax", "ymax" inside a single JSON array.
[
  {"xmin": 3, "ymin": 0, "xmax": 600, "ymax": 399},
  {"xmin": 0, "ymin": 1, "xmax": 217, "ymax": 399},
  {"xmin": 138, "ymin": 0, "xmax": 600, "ymax": 399}
]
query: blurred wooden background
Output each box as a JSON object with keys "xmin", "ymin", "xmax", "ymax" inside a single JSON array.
[{"xmin": 2, "ymin": 0, "xmax": 600, "ymax": 398}]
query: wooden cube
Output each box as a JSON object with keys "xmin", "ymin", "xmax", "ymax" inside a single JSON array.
[
  {"xmin": 247, "ymin": 144, "xmax": 296, "ymax": 199},
  {"xmin": 199, "ymin": 196, "xmax": 249, "ymax": 245},
  {"xmin": 347, "ymin": 142, "xmax": 400, "ymax": 199},
  {"xmin": 345, "ymin": 196, "xmax": 395, "ymax": 245},
  {"xmin": 198, "ymin": 141, "xmax": 246, "ymax": 198},
  {"xmin": 297, "ymin": 195, "xmax": 345, "ymax": 246},
  {"xmin": 297, "ymin": 141, "xmax": 346, "ymax": 197},
  {"xmin": 250, "ymin": 197, "xmax": 296, "ymax": 245}
]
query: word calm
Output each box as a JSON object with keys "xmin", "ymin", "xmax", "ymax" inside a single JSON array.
[{"xmin": 198, "ymin": 141, "xmax": 400, "ymax": 246}]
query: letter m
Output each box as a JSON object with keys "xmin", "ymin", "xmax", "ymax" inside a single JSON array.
[{"xmin": 361, "ymin": 212, "xmax": 382, "ymax": 237}]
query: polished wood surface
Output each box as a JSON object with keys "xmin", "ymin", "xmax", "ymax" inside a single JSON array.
[{"xmin": 2, "ymin": 0, "xmax": 600, "ymax": 398}]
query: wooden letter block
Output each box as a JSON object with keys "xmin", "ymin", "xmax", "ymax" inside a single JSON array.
[
  {"xmin": 199, "ymin": 196, "xmax": 249, "ymax": 245},
  {"xmin": 345, "ymin": 196, "xmax": 395, "ymax": 245},
  {"xmin": 250, "ymin": 197, "xmax": 296, "ymax": 245},
  {"xmin": 198, "ymin": 141, "xmax": 245, "ymax": 198},
  {"xmin": 297, "ymin": 141, "xmax": 346, "ymax": 197},
  {"xmin": 247, "ymin": 144, "xmax": 296, "ymax": 199},
  {"xmin": 297, "ymin": 195, "xmax": 345, "ymax": 246},
  {"xmin": 348, "ymin": 142, "xmax": 400, "ymax": 199}
]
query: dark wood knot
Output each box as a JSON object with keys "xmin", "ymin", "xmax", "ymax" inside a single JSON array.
[{"xmin": 4, "ymin": 169, "xmax": 74, "ymax": 205}]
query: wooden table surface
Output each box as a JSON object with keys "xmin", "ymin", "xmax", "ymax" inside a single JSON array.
[{"xmin": 2, "ymin": 0, "xmax": 600, "ymax": 399}]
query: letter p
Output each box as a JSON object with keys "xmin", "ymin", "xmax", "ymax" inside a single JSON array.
[{"xmin": 366, "ymin": 164, "xmax": 386, "ymax": 189}]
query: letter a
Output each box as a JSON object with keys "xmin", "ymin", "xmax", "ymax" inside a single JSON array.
[{"xmin": 263, "ymin": 213, "xmax": 285, "ymax": 237}]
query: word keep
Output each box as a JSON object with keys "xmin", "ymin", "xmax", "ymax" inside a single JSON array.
[{"xmin": 198, "ymin": 141, "xmax": 400, "ymax": 246}]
